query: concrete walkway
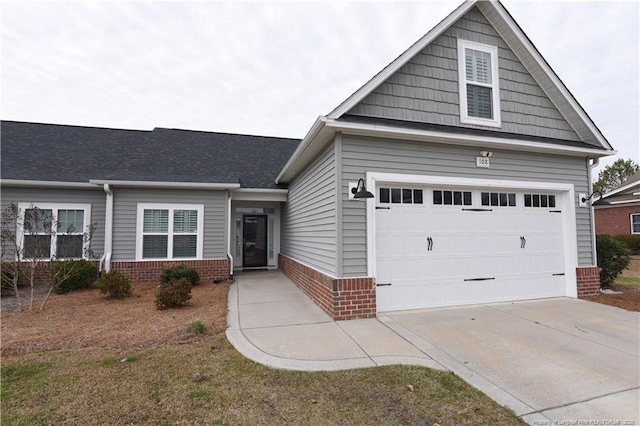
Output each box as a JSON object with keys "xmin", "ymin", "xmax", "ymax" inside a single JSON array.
[{"xmin": 226, "ymin": 270, "xmax": 640, "ymax": 424}]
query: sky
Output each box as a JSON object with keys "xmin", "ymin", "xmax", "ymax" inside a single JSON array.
[{"xmin": 2, "ymin": 0, "xmax": 639, "ymax": 177}]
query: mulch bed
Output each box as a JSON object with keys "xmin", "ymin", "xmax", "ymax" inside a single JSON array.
[
  {"xmin": 1, "ymin": 280, "xmax": 231, "ymax": 357},
  {"xmin": 583, "ymin": 283, "xmax": 640, "ymax": 312}
]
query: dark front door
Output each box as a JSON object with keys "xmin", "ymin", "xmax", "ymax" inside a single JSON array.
[{"xmin": 243, "ymin": 215, "xmax": 267, "ymax": 267}]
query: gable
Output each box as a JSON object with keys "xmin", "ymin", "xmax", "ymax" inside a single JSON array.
[{"xmin": 345, "ymin": 6, "xmax": 583, "ymax": 143}]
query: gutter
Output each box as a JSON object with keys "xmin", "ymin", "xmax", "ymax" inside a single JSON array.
[
  {"xmin": 227, "ymin": 190, "xmax": 234, "ymax": 279},
  {"xmin": 588, "ymin": 158, "xmax": 599, "ymax": 266},
  {"xmin": 0, "ymin": 179, "xmax": 97, "ymax": 189},
  {"xmin": 102, "ymin": 184, "xmax": 114, "ymax": 272},
  {"xmin": 89, "ymin": 180, "xmax": 240, "ymax": 190}
]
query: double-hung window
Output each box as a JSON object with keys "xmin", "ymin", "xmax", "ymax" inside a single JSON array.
[
  {"xmin": 457, "ymin": 39, "xmax": 501, "ymax": 127},
  {"xmin": 631, "ymin": 214, "xmax": 640, "ymax": 234},
  {"xmin": 18, "ymin": 203, "xmax": 91, "ymax": 259},
  {"xmin": 136, "ymin": 204, "xmax": 204, "ymax": 260}
]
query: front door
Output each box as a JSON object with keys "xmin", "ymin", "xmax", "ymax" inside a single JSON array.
[{"xmin": 243, "ymin": 215, "xmax": 267, "ymax": 267}]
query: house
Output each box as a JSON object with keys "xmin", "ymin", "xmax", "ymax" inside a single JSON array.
[
  {"xmin": 1, "ymin": 0, "xmax": 615, "ymax": 320},
  {"xmin": 594, "ymin": 171, "xmax": 640, "ymax": 235}
]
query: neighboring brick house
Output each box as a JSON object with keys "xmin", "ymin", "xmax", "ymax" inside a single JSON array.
[{"xmin": 594, "ymin": 171, "xmax": 640, "ymax": 235}]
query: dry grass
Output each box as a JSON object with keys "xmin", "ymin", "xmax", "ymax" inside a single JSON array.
[{"xmin": 1, "ymin": 278, "xmax": 525, "ymax": 425}]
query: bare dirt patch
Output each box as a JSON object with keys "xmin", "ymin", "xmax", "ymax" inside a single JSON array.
[
  {"xmin": 583, "ymin": 283, "xmax": 640, "ymax": 312},
  {"xmin": 1, "ymin": 280, "xmax": 231, "ymax": 356},
  {"xmin": 584, "ymin": 257, "xmax": 640, "ymax": 312}
]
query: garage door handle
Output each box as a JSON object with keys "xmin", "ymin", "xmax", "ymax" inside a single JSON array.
[
  {"xmin": 427, "ymin": 237, "xmax": 433, "ymax": 251},
  {"xmin": 520, "ymin": 236, "xmax": 527, "ymax": 249}
]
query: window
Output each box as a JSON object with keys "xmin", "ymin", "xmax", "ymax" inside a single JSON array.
[
  {"xmin": 457, "ymin": 39, "xmax": 501, "ymax": 127},
  {"xmin": 481, "ymin": 192, "xmax": 516, "ymax": 207},
  {"xmin": 136, "ymin": 204, "xmax": 204, "ymax": 260},
  {"xmin": 379, "ymin": 188, "xmax": 423, "ymax": 205},
  {"xmin": 524, "ymin": 193, "xmax": 556, "ymax": 208},
  {"xmin": 631, "ymin": 214, "xmax": 640, "ymax": 234},
  {"xmin": 18, "ymin": 203, "xmax": 91, "ymax": 259},
  {"xmin": 433, "ymin": 190, "xmax": 472, "ymax": 206}
]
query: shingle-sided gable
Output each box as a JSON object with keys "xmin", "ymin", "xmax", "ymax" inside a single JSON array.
[{"xmin": 346, "ymin": 6, "xmax": 583, "ymax": 143}]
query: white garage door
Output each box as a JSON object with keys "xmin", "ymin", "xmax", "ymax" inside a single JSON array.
[{"xmin": 376, "ymin": 186, "xmax": 566, "ymax": 312}]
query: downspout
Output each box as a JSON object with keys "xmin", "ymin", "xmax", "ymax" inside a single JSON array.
[
  {"xmin": 103, "ymin": 184, "xmax": 113, "ymax": 272},
  {"xmin": 227, "ymin": 190, "xmax": 234, "ymax": 279},
  {"xmin": 588, "ymin": 158, "xmax": 599, "ymax": 265}
]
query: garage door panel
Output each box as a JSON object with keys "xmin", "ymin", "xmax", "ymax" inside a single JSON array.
[{"xmin": 376, "ymin": 186, "xmax": 567, "ymax": 312}]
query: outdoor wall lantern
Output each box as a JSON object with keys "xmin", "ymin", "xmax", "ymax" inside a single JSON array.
[
  {"xmin": 351, "ymin": 178, "xmax": 374, "ymax": 199},
  {"xmin": 581, "ymin": 190, "xmax": 610, "ymax": 206}
]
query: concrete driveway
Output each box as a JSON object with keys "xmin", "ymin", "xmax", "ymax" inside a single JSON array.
[
  {"xmin": 382, "ymin": 299, "xmax": 639, "ymax": 423},
  {"xmin": 227, "ymin": 271, "xmax": 639, "ymax": 423}
]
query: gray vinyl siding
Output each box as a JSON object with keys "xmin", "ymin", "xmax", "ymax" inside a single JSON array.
[
  {"xmin": 281, "ymin": 142, "xmax": 337, "ymax": 276},
  {"xmin": 347, "ymin": 7, "xmax": 581, "ymax": 142},
  {"xmin": 111, "ymin": 188, "xmax": 227, "ymax": 261},
  {"xmin": 340, "ymin": 135, "xmax": 593, "ymax": 277},
  {"xmin": 0, "ymin": 187, "xmax": 106, "ymax": 259}
]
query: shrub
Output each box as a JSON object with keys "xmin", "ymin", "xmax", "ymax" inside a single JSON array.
[
  {"xmin": 155, "ymin": 278, "xmax": 192, "ymax": 309},
  {"xmin": 96, "ymin": 270, "xmax": 132, "ymax": 299},
  {"xmin": 52, "ymin": 260, "xmax": 99, "ymax": 294},
  {"xmin": 159, "ymin": 265, "xmax": 200, "ymax": 286},
  {"xmin": 186, "ymin": 320, "xmax": 206, "ymax": 334},
  {"xmin": 596, "ymin": 235, "xmax": 631, "ymax": 287},
  {"xmin": 611, "ymin": 234, "xmax": 640, "ymax": 255}
]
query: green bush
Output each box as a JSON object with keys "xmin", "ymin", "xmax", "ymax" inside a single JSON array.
[
  {"xmin": 186, "ymin": 320, "xmax": 206, "ymax": 334},
  {"xmin": 52, "ymin": 260, "xmax": 99, "ymax": 294},
  {"xmin": 611, "ymin": 234, "xmax": 640, "ymax": 255},
  {"xmin": 159, "ymin": 265, "xmax": 200, "ymax": 286},
  {"xmin": 155, "ymin": 278, "xmax": 192, "ymax": 309},
  {"xmin": 596, "ymin": 235, "xmax": 631, "ymax": 287},
  {"xmin": 96, "ymin": 270, "xmax": 132, "ymax": 299}
]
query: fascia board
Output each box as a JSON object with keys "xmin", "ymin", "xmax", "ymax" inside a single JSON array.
[
  {"xmin": 602, "ymin": 180, "xmax": 640, "ymax": 198},
  {"xmin": 88, "ymin": 180, "xmax": 240, "ymax": 189},
  {"xmin": 482, "ymin": 1, "xmax": 613, "ymax": 151},
  {"xmin": 326, "ymin": 0, "xmax": 475, "ymax": 119},
  {"xmin": 275, "ymin": 116, "xmax": 331, "ymax": 184},
  {"xmin": 0, "ymin": 179, "xmax": 98, "ymax": 189},
  {"xmin": 328, "ymin": 119, "xmax": 616, "ymax": 158}
]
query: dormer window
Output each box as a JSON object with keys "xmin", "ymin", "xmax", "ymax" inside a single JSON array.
[{"xmin": 457, "ymin": 39, "xmax": 501, "ymax": 127}]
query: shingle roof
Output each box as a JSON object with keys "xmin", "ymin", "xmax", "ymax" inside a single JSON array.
[{"xmin": 1, "ymin": 121, "xmax": 301, "ymax": 189}]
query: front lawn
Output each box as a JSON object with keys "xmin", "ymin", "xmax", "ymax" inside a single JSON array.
[
  {"xmin": 584, "ymin": 256, "xmax": 640, "ymax": 312},
  {"xmin": 1, "ymin": 281, "xmax": 524, "ymax": 425}
]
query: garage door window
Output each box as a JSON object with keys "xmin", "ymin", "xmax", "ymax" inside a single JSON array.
[
  {"xmin": 524, "ymin": 194, "xmax": 556, "ymax": 208},
  {"xmin": 379, "ymin": 188, "xmax": 423, "ymax": 204},
  {"xmin": 481, "ymin": 192, "xmax": 516, "ymax": 207},
  {"xmin": 433, "ymin": 190, "xmax": 472, "ymax": 206}
]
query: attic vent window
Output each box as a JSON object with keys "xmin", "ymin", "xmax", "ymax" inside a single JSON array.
[{"xmin": 457, "ymin": 39, "xmax": 501, "ymax": 128}]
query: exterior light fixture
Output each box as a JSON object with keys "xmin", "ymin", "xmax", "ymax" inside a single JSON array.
[
  {"xmin": 581, "ymin": 190, "xmax": 610, "ymax": 206},
  {"xmin": 351, "ymin": 178, "xmax": 374, "ymax": 199}
]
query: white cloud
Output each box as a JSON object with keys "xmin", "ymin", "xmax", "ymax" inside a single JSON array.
[{"xmin": 2, "ymin": 0, "xmax": 638, "ymax": 172}]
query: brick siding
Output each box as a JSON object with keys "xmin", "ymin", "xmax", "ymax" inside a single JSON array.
[
  {"xmin": 110, "ymin": 258, "xmax": 230, "ymax": 283},
  {"xmin": 279, "ymin": 254, "xmax": 376, "ymax": 321},
  {"xmin": 576, "ymin": 266, "xmax": 601, "ymax": 297},
  {"xmin": 594, "ymin": 205, "xmax": 640, "ymax": 235}
]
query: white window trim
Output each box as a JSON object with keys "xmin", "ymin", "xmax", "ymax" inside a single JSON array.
[
  {"xmin": 135, "ymin": 203, "xmax": 204, "ymax": 261},
  {"xmin": 17, "ymin": 202, "xmax": 92, "ymax": 260},
  {"xmin": 631, "ymin": 214, "xmax": 640, "ymax": 235},
  {"xmin": 457, "ymin": 39, "xmax": 501, "ymax": 128}
]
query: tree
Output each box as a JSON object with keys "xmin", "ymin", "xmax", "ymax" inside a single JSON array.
[
  {"xmin": 593, "ymin": 158, "xmax": 639, "ymax": 194},
  {"xmin": 1, "ymin": 203, "xmax": 25, "ymax": 309}
]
